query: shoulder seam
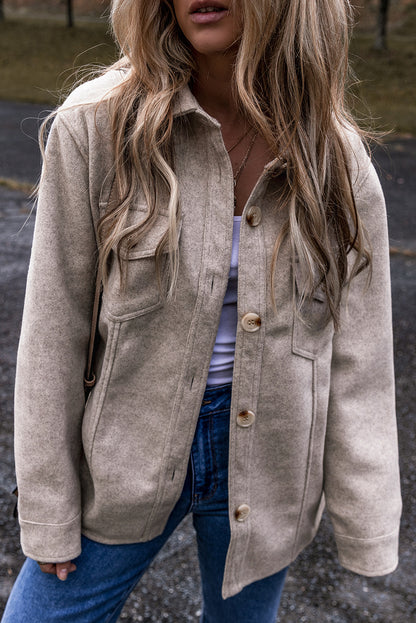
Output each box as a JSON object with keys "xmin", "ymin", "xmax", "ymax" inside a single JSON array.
[{"xmin": 57, "ymin": 112, "xmax": 89, "ymax": 164}]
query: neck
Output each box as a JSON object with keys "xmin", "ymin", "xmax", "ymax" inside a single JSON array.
[{"xmin": 192, "ymin": 52, "xmax": 241, "ymax": 125}]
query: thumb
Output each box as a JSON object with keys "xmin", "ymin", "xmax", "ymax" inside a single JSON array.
[{"xmin": 56, "ymin": 561, "xmax": 77, "ymax": 581}]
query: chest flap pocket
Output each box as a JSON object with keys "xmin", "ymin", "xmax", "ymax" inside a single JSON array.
[
  {"xmin": 103, "ymin": 205, "xmax": 174, "ymax": 321},
  {"xmin": 291, "ymin": 262, "xmax": 334, "ymax": 359}
]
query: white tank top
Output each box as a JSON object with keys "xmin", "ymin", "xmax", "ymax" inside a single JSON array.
[{"xmin": 206, "ymin": 216, "xmax": 241, "ymax": 385}]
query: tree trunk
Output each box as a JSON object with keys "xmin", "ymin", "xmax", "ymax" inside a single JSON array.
[
  {"xmin": 67, "ymin": 0, "xmax": 73, "ymax": 28},
  {"xmin": 374, "ymin": 0, "xmax": 390, "ymax": 50}
]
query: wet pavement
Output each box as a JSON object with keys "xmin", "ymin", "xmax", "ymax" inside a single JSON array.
[{"xmin": 0, "ymin": 101, "xmax": 415, "ymax": 622}]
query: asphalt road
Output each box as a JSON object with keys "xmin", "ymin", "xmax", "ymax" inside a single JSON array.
[{"xmin": 0, "ymin": 101, "xmax": 415, "ymax": 622}]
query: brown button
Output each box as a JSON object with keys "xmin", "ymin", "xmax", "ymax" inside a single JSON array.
[
  {"xmin": 235, "ymin": 504, "xmax": 251, "ymax": 522},
  {"xmin": 241, "ymin": 312, "xmax": 261, "ymax": 333},
  {"xmin": 237, "ymin": 410, "xmax": 255, "ymax": 428},
  {"xmin": 246, "ymin": 205, "xmax": 262, "ymax": 227}
]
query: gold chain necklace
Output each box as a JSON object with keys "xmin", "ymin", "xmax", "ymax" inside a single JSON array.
[
  {"xmin": 230, "ymin": 131, "xmax": 257, "ymax": 209},
  {"xmin": 226, "ymin": 127, "xmax": 251, "ymax": 155},
  {"xmin": 232, "ymin": 131, "xmax": 257, "ymax": 188}
]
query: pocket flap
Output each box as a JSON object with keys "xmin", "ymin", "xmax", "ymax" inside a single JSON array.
[
  {"xmin": 119, "ymin": 208, "xmax": 171, "ymax": 261},
  {"xmin": 294, "ymin": 260, "xmax": 327, "ymax": 303}
]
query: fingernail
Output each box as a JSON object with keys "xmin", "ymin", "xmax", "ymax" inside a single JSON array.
[{"xmin": 59, "ymin": 569, "xmax": 68, "ymax": 581}]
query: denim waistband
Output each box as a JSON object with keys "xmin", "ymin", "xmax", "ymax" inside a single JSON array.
[
  {"xmin": 200, "ymin": 383, "xmax": 232, "ymax": 417},
  {"xmin": 203, "ymin": 382, "xmax": 232, "ymax": 394}
]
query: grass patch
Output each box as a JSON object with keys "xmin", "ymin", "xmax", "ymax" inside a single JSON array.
[
  {"xmin": 0, "ymin": 19, "xmax": 117, "ymax": 105},
  {"xmin": 0, "ymin": 177, "xmax": 35, "ymax": 194},
  {"xmin": 0, "ymin": 17, "xmax": 415, "ymax": 135},
  {"xmin": 349, "ymin": 34, "xmax": 416, "ymax": 136}
]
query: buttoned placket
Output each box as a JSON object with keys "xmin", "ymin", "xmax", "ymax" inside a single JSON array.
[
  {"xmin": 224, "ymin": 165, "xmax": 276, "ymax": 597},
  {"xmin": 143, "ymin": 104, "xmax": 280, "ymax": 597}
]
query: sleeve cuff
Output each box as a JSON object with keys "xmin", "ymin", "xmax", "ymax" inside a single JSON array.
[
  {"xmin": 336, "ymin": 529, "xmax": 400, "ymax": 577},
  {"xmin": 19, "ymin": 513, "xmax": 82, "ymax": 563}
]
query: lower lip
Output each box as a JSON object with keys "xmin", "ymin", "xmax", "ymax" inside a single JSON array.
[{"xmin": 190, "ymin": 9, "xmax": 228, "ymax": 24}]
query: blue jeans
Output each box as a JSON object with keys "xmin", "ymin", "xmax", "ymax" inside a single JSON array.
[{"xmin": 2, "ymin": 384, "xmax": 288, "ymax": 623}]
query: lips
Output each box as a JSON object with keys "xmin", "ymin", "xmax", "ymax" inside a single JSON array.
[
  {"xmin": 189, "ymin": 0, "xmax": 228, "ymax": 15},
  {"xmin": 188, "ymin": 0, "xmax": 229, "ymax": 24}
]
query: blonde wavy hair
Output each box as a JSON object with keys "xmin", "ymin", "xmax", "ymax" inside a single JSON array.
[{"xmin": 98, "ymin": 0, "xmax": 371, "ymax": 327}]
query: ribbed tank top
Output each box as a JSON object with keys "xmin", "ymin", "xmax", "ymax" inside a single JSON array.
[{"xmin": 206, "ymin": 216, "xmax": 241, "ymax": 385}]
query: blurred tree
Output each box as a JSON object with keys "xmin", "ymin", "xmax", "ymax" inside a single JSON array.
[
  {"xmin": 375, "ymin": 0, "xmax": 391, "ymax": 49},
  {"xmin": 0, "ymin": 0, "xmax": 4, "ymax": 22},
  {"xmin": 66, "ymin": 0, "xmax": 73, "ymax": 27}
]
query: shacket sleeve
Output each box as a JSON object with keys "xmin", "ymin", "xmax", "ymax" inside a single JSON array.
[
  {"xmin": 324, "ymin": 142, "xmax": 402, "ymax": 576},
  {"xmin": 14, "ymin": 110, "xmax": 98, "ymax": 563}
]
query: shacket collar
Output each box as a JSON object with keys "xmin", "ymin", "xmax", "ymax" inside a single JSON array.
[
  {"xmin": 172, "ymin": 84, "xmax": 285, "ymax": 174},
  {"xmin": 172, "ymin": 83, "xmax": 221, "ymax": 130}
]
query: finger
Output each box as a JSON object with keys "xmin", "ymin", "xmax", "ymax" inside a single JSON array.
[
  {"xmin": 56, "ymin": 561, "xmax": 76, "ymax": 581},
  {"xmin": 38, "ymin": 562, "xmax": 56, "ymax": 574}
]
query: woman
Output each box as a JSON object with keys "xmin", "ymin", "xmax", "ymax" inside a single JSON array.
[{"xmin": 3, "ymin": 1, "xmax": 401, "ymax": 621}]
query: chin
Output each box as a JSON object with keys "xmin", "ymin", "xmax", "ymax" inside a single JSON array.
[{"xmin": 190, "ymin": 33, "xmax": 241, "ymax": 57}]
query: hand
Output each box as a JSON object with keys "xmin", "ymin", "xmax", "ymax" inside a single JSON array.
[{"xmin": 37, "ymin": 560, "xmax": 77, "ymax": 581}]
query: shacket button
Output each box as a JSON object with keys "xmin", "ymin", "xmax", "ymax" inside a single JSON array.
[
  {"xmin": 235, "ymin": 504, "xmax": 251, "ymax": 522},
  {"xmin": 241, "ymin": 312, "xmax": 261, "ymax": 332},
  {"xmin": 237, "ymin": 410, "xmax": 255, "ymax": 428},
  {"xmin": 246, "ymin": 205, "xmax": 262, "ymax": 227}
]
